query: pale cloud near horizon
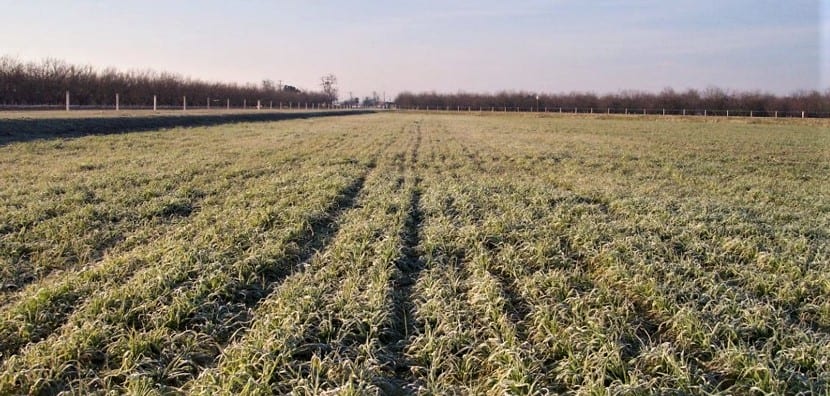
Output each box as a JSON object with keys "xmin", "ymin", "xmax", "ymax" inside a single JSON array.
[{"xmin": 0, "ymin": 0, "xmax": 825, "ymax": 99}]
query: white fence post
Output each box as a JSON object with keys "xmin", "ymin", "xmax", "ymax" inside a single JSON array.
[
  {"xmin": 802, "ymin": 111, "xmax": 805, "ymax": 118},
  {"xmin": 66, "ymin": 91, "xmax": 70, "ymax": 111},
  {"xmin": 115, "ymin": 93, "xmax": 119, "ymax": 111},
  {"xmin": 183, "ymin": 96, "xmax": 187, "ymax": 111},
  {"xmin": 207, "ymin": 97, "xmax": 210, "ymax": 110},
  {"xmin": 257, "ymin": 99, "xmax": 261, "ymax": 110},
  {"xmin": 243, "ymin": 99, "xmax": 246, "ymax": 109},
  {"xmin": 153, "ymin": 95, "xmax": 157, "ymax": 111},
  {"xmin": 227, "ymin": 98, "xmax": 230, "ymax": 110}
]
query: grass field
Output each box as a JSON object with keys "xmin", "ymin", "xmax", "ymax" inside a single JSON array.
[
  {"xmin": 0, "ymin": 112, "xmax": 828, "ymax": 394},
  {"xmin": 0, "ymin": 109, "xmax": 371, "ymax": 146}
]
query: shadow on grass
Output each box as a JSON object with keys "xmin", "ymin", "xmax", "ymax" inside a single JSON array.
[{"xmin": 0, "ymin": 110, "xmax": 375, "ymax": 146}]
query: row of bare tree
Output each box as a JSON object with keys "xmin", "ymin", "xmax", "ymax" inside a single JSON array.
[
  {"xmin": 0, "ymin": 57, "xmax": 329, "ymax": 107},
  {"xmin": 395, "ymin": 88, "xmax": 830, "ymax": 115}
]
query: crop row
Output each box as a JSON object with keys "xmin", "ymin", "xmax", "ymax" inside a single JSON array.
[
  {"xmin": 400, "ymin": 115, "xmax": 829, "ymax": 393},
  {"xmin": 1, "ymin": 113, "xmax": 827, "ymax": 394},
  {"xmin": 0, "ymin": 116, "xmax": 404, "ymax": 393}
]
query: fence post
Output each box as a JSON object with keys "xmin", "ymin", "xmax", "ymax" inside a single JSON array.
[
  {"xmin": 625, "ymin": 108, "xmax": 628, "ymax": 115},
  {"xmin": 802, "ymin": 111, "xmax": 805, "ymax": 119},
  {"xmin": 774, "ymin": 111, "xmax": 778, "ymax": 118},
  {"xmin": 662, "ymin": 108, "xmax": 665, "ymax": 116},
  {"xmin": 257, "ymin": 100, "xmax": 261, "ymax": 110},
  {"xmin": 66, "ymin": 91, "xmax": 70, "ymax": 111},
  {"xmin": 153, "ymin": 95, "xmax": 157, "ymax": 111},
  {"xmin": 643, "ymin": 108, "xmax": 646, "ymax": 115},
  {"xmin": 270, "ymin": 101, "xmax": 273, "ymax": 109},
  {"xmin": 726, "ymin": 109, "xmax": 729, "ymax": 117},
  {"xmin": 227, "ymin": 98, "xmax": 230, "ymax": 110},
  {"xmin": 207, "ymin": 97, "xmax": 210, "ymax": 110},
  {"xmin": 243, "ymin": 99, "xmax": 247, "ymax": 109},
  {"xmin": 704, "ymin": 109, "xmax": 707, "ymax": 117},
  {"xmin": 115, "ymin": 93, "xmax": 119, "ymax": 111},
  {"xmin": 183, "ymin": 96, "xmax": 187, "ymax": 111},
  {"xmin": 683, "ymin": 109, "xmax": 686, "ymax": 116}
]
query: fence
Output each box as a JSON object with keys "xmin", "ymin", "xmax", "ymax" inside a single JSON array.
[
  {"xmin": 1, "ymin": 92, "xmax": 826, "ymax": 118},
  {"xmin": 0, "ymin": 91, "xmax": 357, "ymax": 112},
  {"xmin": 396, "ymin": 105, "xmax": 830, "ymax": 118}
]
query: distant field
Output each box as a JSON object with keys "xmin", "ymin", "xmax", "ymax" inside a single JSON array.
[{"xmin": 0, "ymin": 113, "xmax": 828, "ymax": 394}]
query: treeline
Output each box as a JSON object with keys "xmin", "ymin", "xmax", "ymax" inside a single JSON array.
[
  {"xmin": 0, "ymin": 56, "xmax": 329, "ymax": 107},
  {"xmin": 395, "ymin": 88, "xmax": 830, "ymax": 114}
]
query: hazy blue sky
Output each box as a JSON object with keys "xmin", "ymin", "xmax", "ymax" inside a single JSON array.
[{"xmin": 1, "ymin": 0, "xmax": 827, "ymax": 99}]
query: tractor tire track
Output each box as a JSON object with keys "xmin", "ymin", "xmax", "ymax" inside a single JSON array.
[{"xmin": 376, "ymin": 122, "xmax": 427, "ymax": 395}]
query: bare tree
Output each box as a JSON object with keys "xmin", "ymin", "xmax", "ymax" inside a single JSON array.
[
  {"xmin": 394, "ymin": 88, "xmax": 830, "ymax": 115},
  {"xmin": 320, "ymin": 74, "xmax": 338, "ymax": 104},
  {"xmin": 0, "ymin": 56, "xmax": 330, "ymax": 107}
]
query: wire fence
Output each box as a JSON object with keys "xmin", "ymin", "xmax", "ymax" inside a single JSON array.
[
  {"xmin": 0, "ymin": 91, "xmax": 370, "ymax": 112},
  {"xmin": 1, "ymin": 97, "xmax": 826, "ymax": 118},
  {"xmin": 396, "ymin": 105, "xmax": 830, "ymax": 118},
  {"xmin": 0, "ymin": 103, "xmax": 354, "ymax": 111}
]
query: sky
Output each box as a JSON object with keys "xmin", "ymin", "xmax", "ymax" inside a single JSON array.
[{"xmin": 1, "ymin": 0, "xmax": 827, "ymax": 100}]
